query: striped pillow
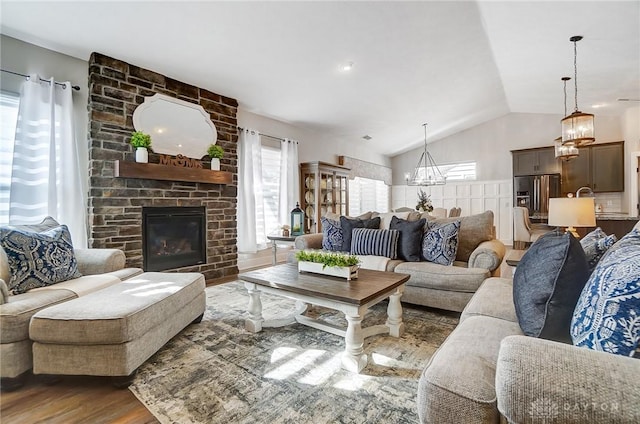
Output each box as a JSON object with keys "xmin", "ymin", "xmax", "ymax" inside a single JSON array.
[{"xmin": 350, "ymin": 228, "xmax": 399, "ymax": 259}]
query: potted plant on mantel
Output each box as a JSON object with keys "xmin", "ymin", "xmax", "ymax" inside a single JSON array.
[
  {"xmin": 207, "ymin": 144, "xmax": 224, "ymax": 171},
  {"xmin": 295, "ymin": 250, "xmax": 360, "ymax": 281},
  {"xmin": 130, "ymin": 131, "xmax": 152, "ymax": 163}
]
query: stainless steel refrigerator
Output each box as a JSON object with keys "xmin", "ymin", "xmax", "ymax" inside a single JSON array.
[{"xmin": 514, "ymin": 174, "xmax": 561, "ymax": 219}]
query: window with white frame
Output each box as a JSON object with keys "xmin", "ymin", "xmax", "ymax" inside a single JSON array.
[
  {"xmin": 349, "ymin": 177, "xmax": 389, "ymax": 216},
  {"xmin": 254, "ymin": 141, "xmax": 281, "ymax": 245},
  {"xmin": 415, "ymin": 161, "xmax": 476, "ymax": 182},
  {"xmin": 0, "ymin": 91, "xmax": 20, "ymax": 225}
]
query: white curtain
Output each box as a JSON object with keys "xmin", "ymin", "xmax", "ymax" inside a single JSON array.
[
  {"xmin": 278, "ymin": 138, "xmax": 300, "ymax": 226},
  {"xmin": 237, "ymin": 128, "xmax": 263, "ymax": 253},
  {"xmin": 9, "ymin": 75, "xmax": 87, "ymax": 248}
]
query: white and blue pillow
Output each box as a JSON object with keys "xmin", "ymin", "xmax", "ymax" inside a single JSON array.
[
  {"xmin": 0, "ymin": 224, "xmax": 81, "ymax": 294},
  {"xmin": 350, "ymin": 228, "xmax": 399, "ymax": 259},
  {"xmin": 321, "ymin": 217, "xmax": 343, "ymax": 252},
  {"xmin": 421, "ymin": 220, "xmax": 460, "ymax": 266},
  {"xmin": 580, "ymin": 227, "xmax": 617, "ymax": 273},
  {"xmin": 571, "ymin": 229, "xmax": 640, "ymax": 357}
]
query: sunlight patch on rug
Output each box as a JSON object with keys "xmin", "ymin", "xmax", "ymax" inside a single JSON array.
[{"xmin": 129, "ymin": 281, "xmax": 458, "ymax": 424}]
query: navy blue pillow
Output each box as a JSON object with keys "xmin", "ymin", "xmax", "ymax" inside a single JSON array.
[
  {"xmin": 513, "ymin": 231, "xmax": 590, "ymax": 343},
  {"xmin": 350, "ymin": 228, "xmax": 399, "ymax": 259},
  {"xmin": 390, "ymin": 216, "xmax": 426, "ymax": 262},
  {"xmin": 339, "ymin": 216, "xmax": 381, "ymax": 253}
]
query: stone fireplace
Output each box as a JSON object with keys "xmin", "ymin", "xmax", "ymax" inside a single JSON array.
[{"xmin": 87, "ymin": 53, "xmax": 238, "ymax": 281}]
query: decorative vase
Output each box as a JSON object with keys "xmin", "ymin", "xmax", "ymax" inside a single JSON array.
[
  {"xmin": 210, "ymin": 158, "xmax": 220, "ymax": 171},
  {"xmin": 135, "ymin": 147, "xmax": 148, "ymax": 163},
  {"xmin": 298, "ymin": 261, "xmax": 359, "ymax": 281}
]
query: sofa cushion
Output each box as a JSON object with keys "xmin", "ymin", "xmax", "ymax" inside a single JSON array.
[
  {"xmin": 460, "ymin": 277, "xmax": 517, "ymax": 323},
  {"xmin": 394, "ymin": 261, "xmax": 489, "ymax": 293},
  {"xmin": 339, "ymin": 216, "xmax": 380, "ymax": 252},
  {"xmin": 422, "ymin": 220, "xmax": 461, "ymax": 266},
  {"xmin": 0, "ymin": 279, "xmax": 8, "ymax": 305},
  {"xmin": 429, "ymin": 211, "xmax": 494, "ymax": 262},
  {"xmin": 571, "ymin": 229, "xmax": 640, "ymax": 356},
  {"xmin": 390, "ymin": 216, "xmax": 426, "ymax": 262},
  {"xmin": 0, "ymin": 224, "xmax": 82, "ymax": 294},
  {"xmin": 513, "ymin": 231, "xmax": 590, "ymax": 343},
  {"xmin": 371, "ymin": 211, "xmax": 410, "ymax": 229},
  {"xmin": 350, "ymin": 228, "xmax": 399, "ymax": 259},
  {"xmin": 320, "ymin": 216, "xmax": 343, "ymax": 252},
  {"xmin": 580, "ymin": 227, "xmax": 617, "ymax": 273},
  {"xmin": 417, "ymin": 315, "xmax": 523, "ymax": 424}
]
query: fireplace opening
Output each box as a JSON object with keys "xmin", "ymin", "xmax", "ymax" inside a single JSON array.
[{"xmin": 142, "ymin": 206, "xmax": 206, "ymax": 272}]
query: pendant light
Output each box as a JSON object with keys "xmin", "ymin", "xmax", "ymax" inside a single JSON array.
[
  {"xmin": 405, "ymin": 123, "xmax": 446, "ymax": 186},
  {"xmin": 561, "ymin": 36, "xmax": 595, "ymax": 146},
  {"xmin": 555, "ymin": 77, "xmax": 579, "ymax": 161}
]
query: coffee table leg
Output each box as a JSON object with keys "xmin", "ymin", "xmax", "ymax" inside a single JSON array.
[
  {"xmin": 342, "ymin": 313, "xmax": 367, "ymax": 373},
  {"xmin": 386, "ymin": 288, "xmax": 405, "ymax": 338},
  {"xmin": 244, "ymin": 282, "xmax": 264, "ymax": 333}
]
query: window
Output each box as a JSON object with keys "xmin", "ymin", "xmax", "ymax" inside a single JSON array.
[
  {"xmin": 0, "ymin": 91, "xmax": 20, "ymax": 225},
  {"xmin": 254, "ymin": 141, "xmax": 281, "ymax": 246},
  {"xmin": 349, "ymin": 177, "xmax": 389, "ymax": 216},
  {"xmin": 415, "ymin": 161, "xmax": 476, "ymax": 182}
]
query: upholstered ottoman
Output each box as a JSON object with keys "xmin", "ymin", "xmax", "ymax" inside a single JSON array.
[{"xmin": 29, "ymin": 272, "xmax": 206, "ymax": 386}]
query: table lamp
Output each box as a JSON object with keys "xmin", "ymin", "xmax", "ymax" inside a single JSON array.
[{"xmin": 548, "ymin": 197, "xmax": 596, "ymax": 238}]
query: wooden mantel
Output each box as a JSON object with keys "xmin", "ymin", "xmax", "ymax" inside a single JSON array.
[{"xmin": 115, "ymin": 161, "xmax": 232, "ymax": 184}]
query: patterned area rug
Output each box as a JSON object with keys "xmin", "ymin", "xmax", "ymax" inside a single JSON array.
[{"xmin": 129, "ymin": 281, "xmax": 459, "ymax": 424}]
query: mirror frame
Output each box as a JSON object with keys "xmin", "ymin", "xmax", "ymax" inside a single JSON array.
[{"xmin": 132, "ymin": 93, "xmax": 217, "ymax": 159}]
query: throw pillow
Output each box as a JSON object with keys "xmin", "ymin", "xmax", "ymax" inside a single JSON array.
[
  {"xmin": 350, "ymin": 228, "xmax": 399, "ymax": 259},
  {"xmin": 421, "ymin": 220, "xmax": 461, "ymax": 266},
  {"xmin": 513, "ymin": 231, "xmax": 590, "ymax": 343},
  {"xmin": 390, "ymin": 216, "xmax": 426, "ymax": 262},
  {"xmin": 428, "ymin": 211, "xmax": 494, "ymax": 262},
  {"xmin": 571, "ymin": 229, "xmax": 640, "ymax": 357},
  {"xmin": 339, "ymin": 216, "xmax": 381, "ymax": 253},
  {"xmin": 371, "ymin": 212, "xmax": 410, "ymax": 229},
  {"xmin": 321, "ymin": 216, "xmax": 343, "ymax": 252},
  {"xmin": 0, "ymin": 224, "xmax": 82, "ymax": 294},
  {"xmin": 580, "ymin": 227, "xmax": 617, "ymax": 273}
]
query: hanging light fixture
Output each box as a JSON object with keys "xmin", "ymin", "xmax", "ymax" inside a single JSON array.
[
  {"xmin": 561, "ymin": 35, "xmax": 595, "ymax": 146},
  {"xmin": 405, "ymin": 123, "xmax": 446, "ymax": 186},
  {"xmin": 555, "ymin": 76, "xmax": 579, "ymax": 161}
]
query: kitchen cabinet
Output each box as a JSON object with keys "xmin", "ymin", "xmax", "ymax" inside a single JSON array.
[
  {"xmin": 512, "ymin": 147, "xmax": 560, "ymax": 176},
  {"xmin": 561, "ymin": 141, "xmax": 624, "ymax": 195},
  {"xmin": 300, "ymin": 161, "xmax": 350, "ymax": 233}
]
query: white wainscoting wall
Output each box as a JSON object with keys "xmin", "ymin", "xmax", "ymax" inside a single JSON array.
[{"xmin": 391, "ymin": 179, "xmax": 514, "ymax": 245}]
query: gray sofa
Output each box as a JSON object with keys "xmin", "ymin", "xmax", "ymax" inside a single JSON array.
[
  {"xmin": 417, "ymin": 222, "xmax": 640, "ymax": 423},
  {"xmin": 295, "ymin": 210, "xmax": 506, "ymax": 312}
]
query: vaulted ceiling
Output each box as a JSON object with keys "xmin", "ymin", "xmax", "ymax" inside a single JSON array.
[{"xmin": 1, "ymin": 1, "xmax": 638, "ymax": 156}]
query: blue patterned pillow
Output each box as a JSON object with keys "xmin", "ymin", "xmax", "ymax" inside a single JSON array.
[
  {"xmin": 321, "ymin": 217, "xmax": 343, "ymax": 252},
  {"xmin": 0, "ymin": 224, "xmax": 81, "ymax": 294},
  {"xmin": 421, "ymin": 220, "xmax": 461, "ymax": 266},
  {"xmin": 350, "ymin": 228, "xmax": 399, "ymax": 259},
  {"xmin": 580, "ymin": 227, "xmax": 617, "ymax": 273},
  {"xmin": 571, "ymin": 229, "xmax": 640, "ymax": 356}
]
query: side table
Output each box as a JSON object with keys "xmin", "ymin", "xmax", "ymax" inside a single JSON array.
[
  {"xmin": 266, "ymin": 235, "xmax": 297, "ymax": 265},
  {"xmin": 505, "ymin": 250, "xmax": 526, "ymax": 267}
]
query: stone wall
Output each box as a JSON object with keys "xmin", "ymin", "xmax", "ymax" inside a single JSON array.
[{"xmin": 87, "ymin": 52, "xmax": 238, "ymax": 280}]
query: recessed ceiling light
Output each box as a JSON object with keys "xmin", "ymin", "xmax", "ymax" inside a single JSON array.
[{"xmin": 341, "ymin": 62, "xmax": 354, "ymax": 72}]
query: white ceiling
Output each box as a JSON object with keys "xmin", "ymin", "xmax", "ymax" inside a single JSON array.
[{"xmin": 1, "ymin": 1, "xmax": 638, "ymax": 156}]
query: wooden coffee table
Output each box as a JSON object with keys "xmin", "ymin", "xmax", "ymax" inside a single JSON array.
[{"xmin": 238, "ymin": 263, "xmax": 410, "ymax": 373}]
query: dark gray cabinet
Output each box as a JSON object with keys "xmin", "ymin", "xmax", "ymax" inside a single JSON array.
[
  {"xmin": 512, "ymin": 147, "xmax": 560, "ymax": 176},
  {"xmin": 561, "ymin": 141, "xmax": 624, "ymax": 194}
]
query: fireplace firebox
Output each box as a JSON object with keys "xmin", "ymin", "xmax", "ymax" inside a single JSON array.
[{"xmin": 142, "ymin": 206, "xmax": 206, "ymax": 272}]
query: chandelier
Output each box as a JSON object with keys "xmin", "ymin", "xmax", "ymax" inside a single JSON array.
[
  {"xmin": 561, "ymin": 35, "xmax": 595, "ymax": 146},
  {"xmin": 555, "ymin": 76, "xmax": 579, "ymax": 161},
  {"xmin": 405, "ymin": 123, "xmax": 446, "ymax": 186}
]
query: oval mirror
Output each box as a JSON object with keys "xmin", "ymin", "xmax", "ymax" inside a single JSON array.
[{"xmin": 132, "ymin": 93, "xmax": 217, "ymax": 159}]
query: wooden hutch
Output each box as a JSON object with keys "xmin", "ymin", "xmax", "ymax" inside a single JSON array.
[{"xmin": 299, "ymin": 161, "xmax": 350, "ymax": 233}]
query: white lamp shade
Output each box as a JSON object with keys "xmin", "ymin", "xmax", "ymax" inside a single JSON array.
[{"xmin": 548, "ymin": 198, "xmax": 596, "ymax": 228}]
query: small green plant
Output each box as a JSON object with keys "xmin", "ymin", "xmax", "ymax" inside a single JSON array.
[
  {"xmin": 130, "ymin": 131, "xmax": 151, "ymax": 148},
  {"xmin": 207, "ymin": 144, "xmax": 224, "ymax": 159},
  {"xmin": 295, "ymin": 250, "xmax": 360, "ymax": 269}
]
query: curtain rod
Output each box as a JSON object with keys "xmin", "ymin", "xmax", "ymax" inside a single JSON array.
[
  {"xmin": 1, "ymin": 69, "xmax": 80, "ymax": 91},
  {"xmin": 237, "ymin": 126, "xmax": 298, "ymax": 144}
]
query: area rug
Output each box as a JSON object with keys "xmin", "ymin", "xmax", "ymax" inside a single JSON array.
[{"xmin": 129, "ymin": 281, "xmax": 459, "ymax": 424}]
